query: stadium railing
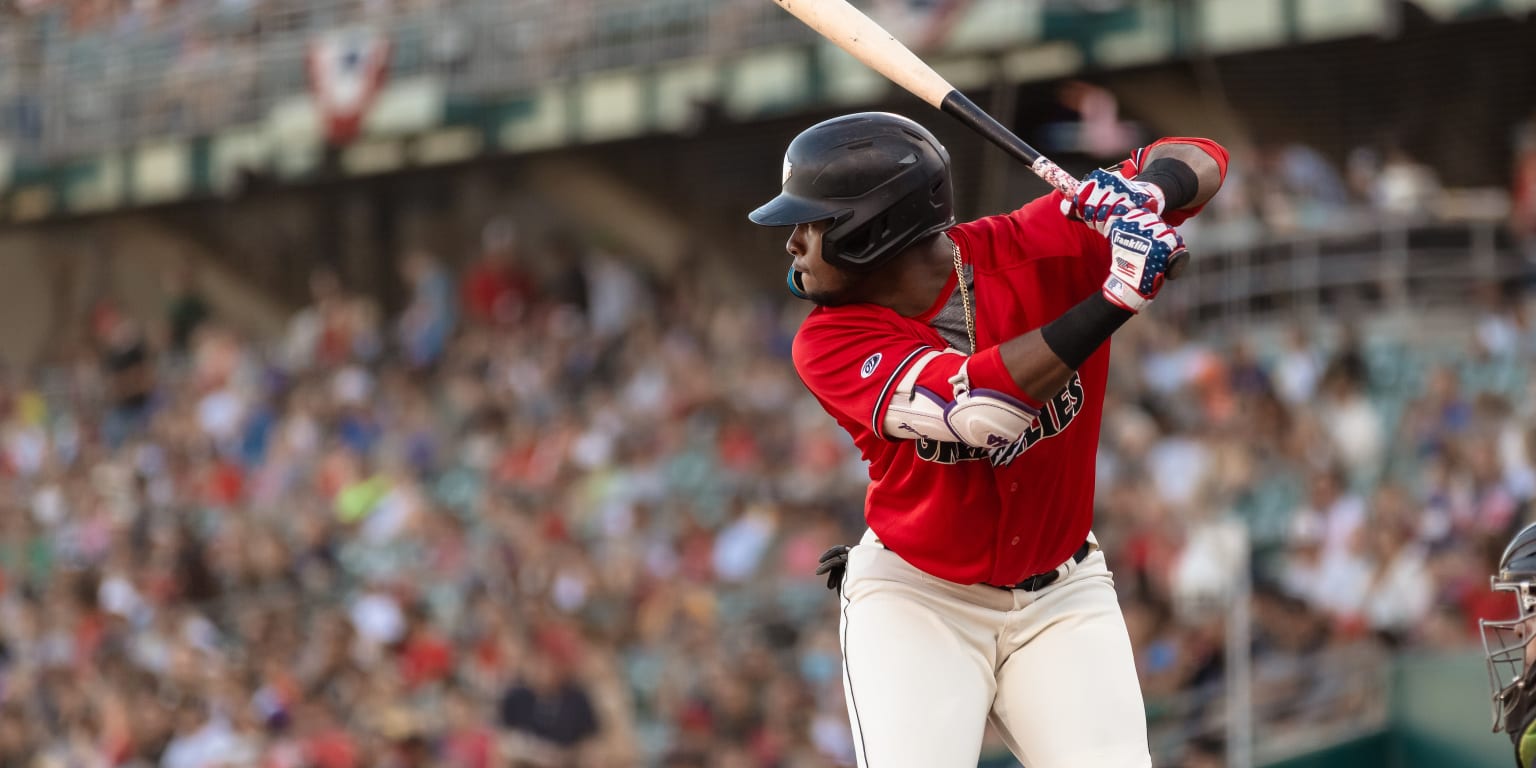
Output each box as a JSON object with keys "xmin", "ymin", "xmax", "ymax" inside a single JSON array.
[
  {"xmin": 1157, "ymin": 218, "xmax": 1524, "ymax": 333},
  {"xmin": 1147, "ymin": 641, "xmax": 1391, "ymax": 767}
]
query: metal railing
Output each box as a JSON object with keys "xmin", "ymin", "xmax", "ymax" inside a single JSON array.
[
  {"xmin": 1153, "ymin": 217, "xmax": 1527, "ymax": 335},
  {"xmin": 1147, "ymin": 639, "xmax": 1391, "ymax": 766},
  {"xmin": 0, "ymin": 0, "xmax": 814, "ymax": 161}
]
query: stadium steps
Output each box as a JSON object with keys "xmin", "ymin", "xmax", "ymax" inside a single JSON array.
[
  {"xmin": 519, "ymin": 154, "xmax": 694, "ymax": 273},
  {"xmin": 0, "ymin": 216, "xmax": 288, "ymax": 368},
  {"xmin": 87, "ymin": 216, "xmax": 291, "ymax": 338}
]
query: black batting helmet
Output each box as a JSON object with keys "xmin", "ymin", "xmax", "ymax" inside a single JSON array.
[
  {"xmin": 1483, "ymin": 522, "xmax": 1536, "ymax": 736},
  {"xmin": 750, "ymin": 112, "xmax": 955, "ymax": 272}
]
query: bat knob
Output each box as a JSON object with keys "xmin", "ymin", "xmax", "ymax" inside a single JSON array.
[{"xmin": 1166, "ymin": 248, "xmax": 1191, "ymax": 281}]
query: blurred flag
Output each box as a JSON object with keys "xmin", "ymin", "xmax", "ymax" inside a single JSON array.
[{"xmin": 308, "ymin": 27, "xmax": 391, "ymax": 145}]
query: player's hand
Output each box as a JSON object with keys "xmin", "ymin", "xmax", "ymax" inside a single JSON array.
[
  {"xmin": 1101, "ymin": 209, "xmax": 1187, "ymax": 313},
  {"xmin": 815, "ymin": 544, "xmax": 851, "ymax": 592},
  {"xmin": 1060, "ymin": 168, "xmax": 1165, "ymax": 236}
]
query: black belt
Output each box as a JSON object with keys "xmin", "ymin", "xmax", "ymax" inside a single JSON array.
[{"xmin": 991, "ymin": 541, "xmax": 1091, "ymax": 592}]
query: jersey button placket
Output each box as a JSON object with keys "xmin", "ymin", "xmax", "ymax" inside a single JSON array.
[{"xmin": 1010, "ymin": 536, "xmax": 1020, "ymax": 546}]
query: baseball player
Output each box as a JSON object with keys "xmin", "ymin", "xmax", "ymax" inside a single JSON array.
[
  {"xmin": 1484, "ymin": 521, "xmax": 1536, "ymax": 767},
  {"xmin": 749, "ymin": 112, "xmax": 1227, "ymax": 768}
]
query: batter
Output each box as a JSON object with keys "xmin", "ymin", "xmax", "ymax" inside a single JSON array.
[{"xmin": 749, "ymin": 112, "xmax": 1227, "ymax": 767}]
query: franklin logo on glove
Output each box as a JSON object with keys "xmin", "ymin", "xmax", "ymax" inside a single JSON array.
[
  {"xmin": 1109, "ymin": 229, "xmax": 1152, "ymax": 256},
  {"xmin": 1099, "ymin": 208, "xmax": 1186, "ymax": 313}
]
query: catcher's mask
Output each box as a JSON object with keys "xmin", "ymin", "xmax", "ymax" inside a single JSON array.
[{"xmin": 1484, "ymin": 521, "xmax": 1536, "ymax": 733}]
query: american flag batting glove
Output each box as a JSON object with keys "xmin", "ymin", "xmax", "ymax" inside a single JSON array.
[
  {"xmin": 1102, "ymin": 209, "xmax": 1186, "ymax": 313},
  {"xmin": 1060, "ymin": 168, "xmax": 1166, "ymax": 237}
]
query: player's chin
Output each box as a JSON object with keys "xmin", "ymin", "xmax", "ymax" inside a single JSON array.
[
  {"xmin": 794, "ymin": 273, "xmax": 826, "ymax": 304},
  {"xmin": 804, "ymin": 288, "xmax": 855, "ymax": 307},
  {"xmin": 796, "ymin": 269, "xmax": 855, "ymax": 306}
]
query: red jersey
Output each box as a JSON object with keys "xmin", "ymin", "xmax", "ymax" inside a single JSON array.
[{"xmin": 792, "ymin": 139, "xmax": 1227, "ymax": 586}]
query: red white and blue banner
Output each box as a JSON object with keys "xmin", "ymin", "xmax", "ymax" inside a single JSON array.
[{"xmin": 308, "ymin": 27, "xmax": 391, "ymax": 145}]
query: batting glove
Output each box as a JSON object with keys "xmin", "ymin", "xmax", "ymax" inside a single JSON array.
[
  {"xmin": 1102, "ymin": 209, "xmax": 1187, "ymax": 313},
  {"xmin": 1060, "ymin": 168, "xmax": 1166, "ymax": 236},
  {"xmin": 815, "ymin": 544, "xmax": 851, "ymax": 592}
]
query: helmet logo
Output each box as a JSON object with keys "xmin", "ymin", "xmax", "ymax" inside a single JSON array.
[{"xmin": 782, "ymin": 157, "xmax": 793, "ymax": 186}]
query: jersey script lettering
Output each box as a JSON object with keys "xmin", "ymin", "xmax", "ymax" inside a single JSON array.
[{"xmin": 914, "ymin": 373, "xmax": 1085, "ymax": 467}]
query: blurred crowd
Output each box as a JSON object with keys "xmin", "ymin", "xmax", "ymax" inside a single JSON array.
[
  {"xmin": 1104, "ymin": 293, "xmax": 1535, "ymax": 759},
  {"xmin": 0, "ymin": 0, "xmax": 1532, "ymax": 763},
  {"xmin": 0, "ymin": 220, "xmax": 868, "ymax": 768},
  {"xmin": 1160, "ymin": 137, "xmax": 1453, "ymax": 253},
  {"xmin": 0, "ymin": 208, "xmax": 1532, "ymax": 768}
]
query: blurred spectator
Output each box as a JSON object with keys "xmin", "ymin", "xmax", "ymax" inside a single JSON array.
[
  {"xmin": 161, "ymin": 702, "xmax": 252, "ymax": 768},
  {"xmin": 441, "ymin": 684, "xmax": 495, "ymax": 768},
  {"xmin": 1274, "ymin": 325, "xmax": 1322, "ymax": 407},
  {"xmin": 1041, "ymin": 80, "xmax": 1138, "ymax": 160},
  {"xmin": 1372, "ymin": 143, "xmax": 1443, "ymax": 219},
  {"xmin": 282, "ymin": 267, "xmax": 348, "ymax": 371},
  {"xmin": 96, "ymin": 307, "xmax": 155, "ymax": 448},
  {"xmin": 1513, "ymin": 118, "xmax": 1536, "ymax": 255},
  {"xmin": 1403, "ymin": 364, "xmax": 1473, "ymax": 460},
  {"xmin": 1282, "ymin": 466, "xmax": 1367, "ymax": 615},
  {"xmin": 868, "ymin": 0, "xmax": 971, "ymax": 52},
  {"xmin": 163, "ymin": 264, "xmax": 212, "ymax": 356},
  {"xmin": 1257, "ymin": 142, "xmax": 1352, "ymax": 232},
  {"xmin": 1359, "ymin": 486, "xmax": 1433, "ymax": 640},
  {"xmin": 1316, "ymin": 347, "xmax": 1383, "ymax": 482},
  {"xmin": 498, "ymin": 651, "xmax": 600, "ymax": 766},
  {"xmin": 582, "ymin": 252, "xmax": 647, "ymax": 342},
  {"xmin": 461, "ymin": 218, "xmax": 534, "ymax": 327},
  {"xmin": 396, "ymin": 251, "xmax": 456, "ymax": 370}
]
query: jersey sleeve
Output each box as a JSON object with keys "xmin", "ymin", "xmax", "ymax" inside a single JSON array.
[
  {"xmin": 795, "ymin": 307, "xmax": 1046, "ymax": 447},
  {"xmin": 791, "ymin": 306, "xmax": 940, "ymax": 440},
  {"xmin": 948, "ymin": 191, "xmax": 1106, "ymax": 275},
  {"xmin": 901, "ymin": 344, "xmax": 1043, "ymax": 411},
  {"xmin": 1118, "ymin": 137, "xmax": 1230, "ymax": 226}
]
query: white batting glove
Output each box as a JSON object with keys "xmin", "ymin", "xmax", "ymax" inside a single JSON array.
[
  {"xmin": 1101, "ymin": 209, "xmax": 1187, "ymax": 313},
  {"xmin": 1060, "ymin": 168, "xmax": 1166, "ymax": 236}
]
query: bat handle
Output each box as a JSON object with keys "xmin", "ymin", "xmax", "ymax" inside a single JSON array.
[
  {"xmin": 939, "ymin": 91, "xmax": 1080, "ymax": 198},
  {"xmin": 1028, "ymin": 157, "xmax": 1080, "ymax": 199},
  {"xmin": 937, "ymin": 91, "xmax": 1193, "ymax": 280}
]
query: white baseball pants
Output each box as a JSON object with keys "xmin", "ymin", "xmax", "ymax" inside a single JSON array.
[{"xmin": 838, "ymin": 530, "xmax": 1152, "ymax": 768}]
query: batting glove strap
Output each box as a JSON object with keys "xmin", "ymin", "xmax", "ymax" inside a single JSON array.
[
  {"xmin": 1101, "ymin": 209, "xmax": 1185, "ymax": 314},
  {"xmin": 1060, "ymin": 168, "xmax": 1166, "ymax": 236}
]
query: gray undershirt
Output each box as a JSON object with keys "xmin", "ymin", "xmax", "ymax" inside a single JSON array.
[{"xmin": 928, "ymin": 263, "xmax": 974, "ymax": 355}]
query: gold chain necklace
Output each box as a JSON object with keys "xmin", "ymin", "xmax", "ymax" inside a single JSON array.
[{"xmin": 952, "ymin": 237, "xmax": 976, "ymax": 354}]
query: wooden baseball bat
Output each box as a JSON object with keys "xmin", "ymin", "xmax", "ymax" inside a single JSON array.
[
  {"xmin": 769, "ymin": 0, "xmax": 1192, "ymax": 278},
  {"xmin": 769, "ymin": 0, "xmax": 1080, "ymax": 198}
]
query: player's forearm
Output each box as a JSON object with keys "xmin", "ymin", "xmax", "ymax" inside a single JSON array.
[
  {"xmin": 1137, "ymin": 142, "xmax": 1224, "ymax": 211},
  {"xmin": 987, "ymin": 145, "xmax": 1220, "ymax": 400},
  {"xmin": 995, "ymin": 293, "xmax": 1132, "ymax": 402},
  {"xmin": 995, "ymin": 331, "xmax": 1077, "ymax": 404},
  {"xmin": 888, "ymin": 292, "xmax": 1131, "ymax": 447}
]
